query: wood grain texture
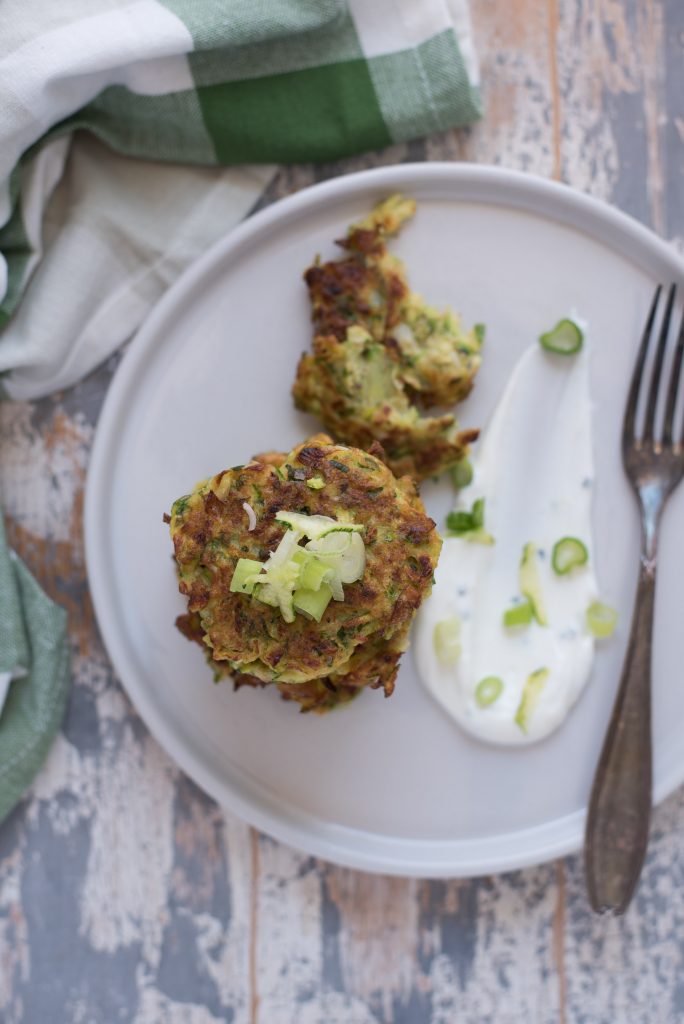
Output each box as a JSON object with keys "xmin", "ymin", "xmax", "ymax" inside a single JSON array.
[{"xmin": 1, "ymin": 1, "xmax": 684, "ymax": 1021}]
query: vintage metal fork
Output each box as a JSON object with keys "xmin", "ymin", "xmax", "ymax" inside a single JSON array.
[{"xmin": 585, "ymin": 283, "xmax": 684, "ymax": 915}]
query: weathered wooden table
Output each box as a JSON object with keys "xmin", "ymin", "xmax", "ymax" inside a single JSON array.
[{"xmin": 2, "ymin": 2, "xmax": 684, "ymax": 1021}]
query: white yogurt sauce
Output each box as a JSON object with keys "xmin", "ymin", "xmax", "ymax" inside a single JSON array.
[{"xmin": 416, "ymin": 340, "xmax": 599, "ymax": 745}]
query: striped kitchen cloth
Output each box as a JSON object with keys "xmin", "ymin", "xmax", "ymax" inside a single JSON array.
[{"xmin": 0, "ymin": 0, "xmax": 481, "ymax": 400}]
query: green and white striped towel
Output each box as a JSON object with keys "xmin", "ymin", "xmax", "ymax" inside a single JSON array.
[{"xmin": 0, "ymin": 0, "xmax": 480, "ymax": 400}]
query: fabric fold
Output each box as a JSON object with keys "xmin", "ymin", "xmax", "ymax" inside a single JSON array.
[
  {"xmin": 0, "ymin": 513, "xmax": 70, "ymax": 823},
  {"xmin": 0, "ymin": 0, "xmax": 480, "ymax": 400}
]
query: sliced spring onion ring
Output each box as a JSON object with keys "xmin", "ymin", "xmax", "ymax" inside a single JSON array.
[
  {"xmin": 519, "ymin": 542, "xmax": 548, "ymax": 626},
  {"xmin": 298, "ymin": 556, "xmax": 330, "ymax": 592},
  {"xmin": 471, "ymin": 498, "xmax": 485, "ymax": 529},
  {"xmin": 503, "ymin": 601, "xmax": 533, "ymax": 628},
  {"xmin": 433, "ymin": 617, "xmax": 462, "ymax": 666},
  {"xmin": 336, "ymin": 532, "xmax": 367, "ymax": 584},
  {"xmin": 539, "ymin": 318, "xmax": 583, "ymax": 355},
  {"xmin": 229, "ymin": 558, "xmax": 263, "ymax": 595},
  {"xmin": 446, "ymin": 509, "xmax": 473, "ymax": 532},
  {"xmin": 306, "ymin": 530, "xmax": 366, "ymax": 584},
  {"xmin": 450, "ymin": 458, "xmax": 473, "ymax": 490},
  {"xmin": 514, "ymin": 667, "xmax": 550, "ymax": 733},
  {"xmin": 552, "ymin": 536, "xmax": 589, "ymax": 575},
  {"xmin": 293, "ymin": 584, "xmax": 333, "ymax": 622},
  {"xmin": 242, "ymin": 501, "xmax": 257, "ymax": 531},
  {"xmin": 228, "ymin": 511, "xmax": 366, "ymax": 622},
  {"xmin": 586, "ymin": 601, "xmax": 618, "ymax": 638},
  {"xmin": 306, "ymin": 477, "xmax": 325, "ymax": 490},
  {"xmin": 475, "ymin": 676, "xmax": 503, "ymax": 707},
  {"xmin": 252, "ymin": 555, "xmax": 302, "ymax": 622},
  {"xmin": 276, "ymin": 510, "xmax": 364, "ymax": 539},
  {"xmin": 266, "ymin": 525, "xmax": 302, "ymax": 568},
  {"xmin": 446, "ymin": 497, "xmax": 492, "ymax": 543}
]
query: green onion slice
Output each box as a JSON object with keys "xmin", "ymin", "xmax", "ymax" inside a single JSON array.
[
  {"xmin": 293, "ymin": 584, "xmax": 333, "ymax": 622},
  {"xmin": 519, "ymin": 542, "xmax": 548, "ymax": 626},
  {"xmin": 552, "ymin": 536, "xmax": 589, "ymax": 575},
  {"xmin": 450, "ymin": 458, "xmax": 474, "ymax": 490},
  {"xmin": 514, "ymin": 667, "xmax": 550, "ymax": 733},
  {"xmin": 446, "ymin": 509, "xmax": 472, "ymax": 533},
  {"xmin": 586, "ymin": 601, "xmax": 618, "ymax": 638},
  {"xmin": 228, "ymin": 511, "xmax": 366, "ymax": 622},
  {"xmin": 433, "ymin": 617, "xmax": 462, "ymax": 667},
  {"xmin": 229, "ymin": 558, "xmax": 263, "ymax": 595},
  {"xmin": 539, "ymin": 318, "xmax": 583, "ymax": 355},
  {"xmin": 276, "ymin": 510, "xmax": 364, "ymax": 540},
  {"xmin": 446, "ymin": 498, "xmax": 493, "ymax": 543},
  {"xmin": 475, "ymin": 676, "xmax": 503, "ymax": 707},
  {"xmin": 503, "ymin": 601, "xmax": 533, "ymax": 628},
  {"xmin": 471, "ymin": 498, "xmax": 485, "ymax": 528}
]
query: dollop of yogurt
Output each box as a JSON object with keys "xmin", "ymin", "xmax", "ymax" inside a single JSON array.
[{"xmin": 416, "ymin": 340, "xmax": 599, "ymax": 745}]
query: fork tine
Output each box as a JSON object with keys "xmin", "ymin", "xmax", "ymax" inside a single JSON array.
[
  {"xmin": 624, "ymin": 285, "xmax": 662, "ymax": 441},
  {"xmin": 643, "ymin": 283, "xmax": 676, "ymax": 442},
  {"xmin": 663, "ymin": 306, "xmax": 684, "ymax": 446}
]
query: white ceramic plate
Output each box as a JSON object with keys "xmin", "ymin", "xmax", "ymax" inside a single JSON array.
[{"xmin": 85, "ymin": 164, "xmax": 684, "ymax": 877}]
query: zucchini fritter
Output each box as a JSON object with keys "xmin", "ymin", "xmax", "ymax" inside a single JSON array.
[
  {"xmin": 230, "ymin": 623, "xmax": 409, "ymax": 713},
  {"xmin": 169, "ymin": 435, "xmax": 441, "ymax": 712},
  {"xmin": 293, "ymin": 196, "xmax": 482, "ymax": 480}
]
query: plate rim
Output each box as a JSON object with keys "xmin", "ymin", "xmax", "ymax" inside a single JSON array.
[{"xmin": 85, "ymin": 162, "xmax": 684, "ymax": 877}]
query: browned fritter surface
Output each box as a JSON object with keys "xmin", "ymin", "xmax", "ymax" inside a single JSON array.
[
  {"xmin": 303, "ymin": 224, "xmax": 406, "ymax": 345},
  {"xmin": 170, "ymin": 435, "xmax": 441, "ymax": 709},
  {"xmin": 178, "ymin": 610, "xmax": 410, "ymax": 714},
  {"xmin": 293, "ymin": 196, "xmax": 482, "ymax": 481}
]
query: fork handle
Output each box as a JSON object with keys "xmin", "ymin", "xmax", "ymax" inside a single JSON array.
[{"xmin": 584, "ymin": 554, "xmax": 655, "ymax": 914}]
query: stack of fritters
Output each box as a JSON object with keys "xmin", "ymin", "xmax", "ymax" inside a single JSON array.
[
  {"xmin": 170, "ymin": 435, "xmax": 441, "ymax": 712},
  {"xmin": 293, "ymin": 195, "xmax": 482, "ymax": 480}
]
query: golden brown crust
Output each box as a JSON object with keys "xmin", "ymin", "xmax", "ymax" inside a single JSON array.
[
  {"xmin": 293, "ymin": 335, "xmax": 480, "ymax": 479},
  {"xmin": 180, "ymin": 608, "xmax": 409, "ymax": 713},
  {"xmin": 169, "ymin": 436, "xmax": 441, "ymax": 708},
  {"xmin": 293, "ymin": 196, "xmax": 482, "ymax": 481},
  {"xmin": 232, "ymin": 672, "xmax": 360, "ymax": 714},
  {"xmin": 230, "ymin": 621, "xmax": 410, "ymax": 712}
]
